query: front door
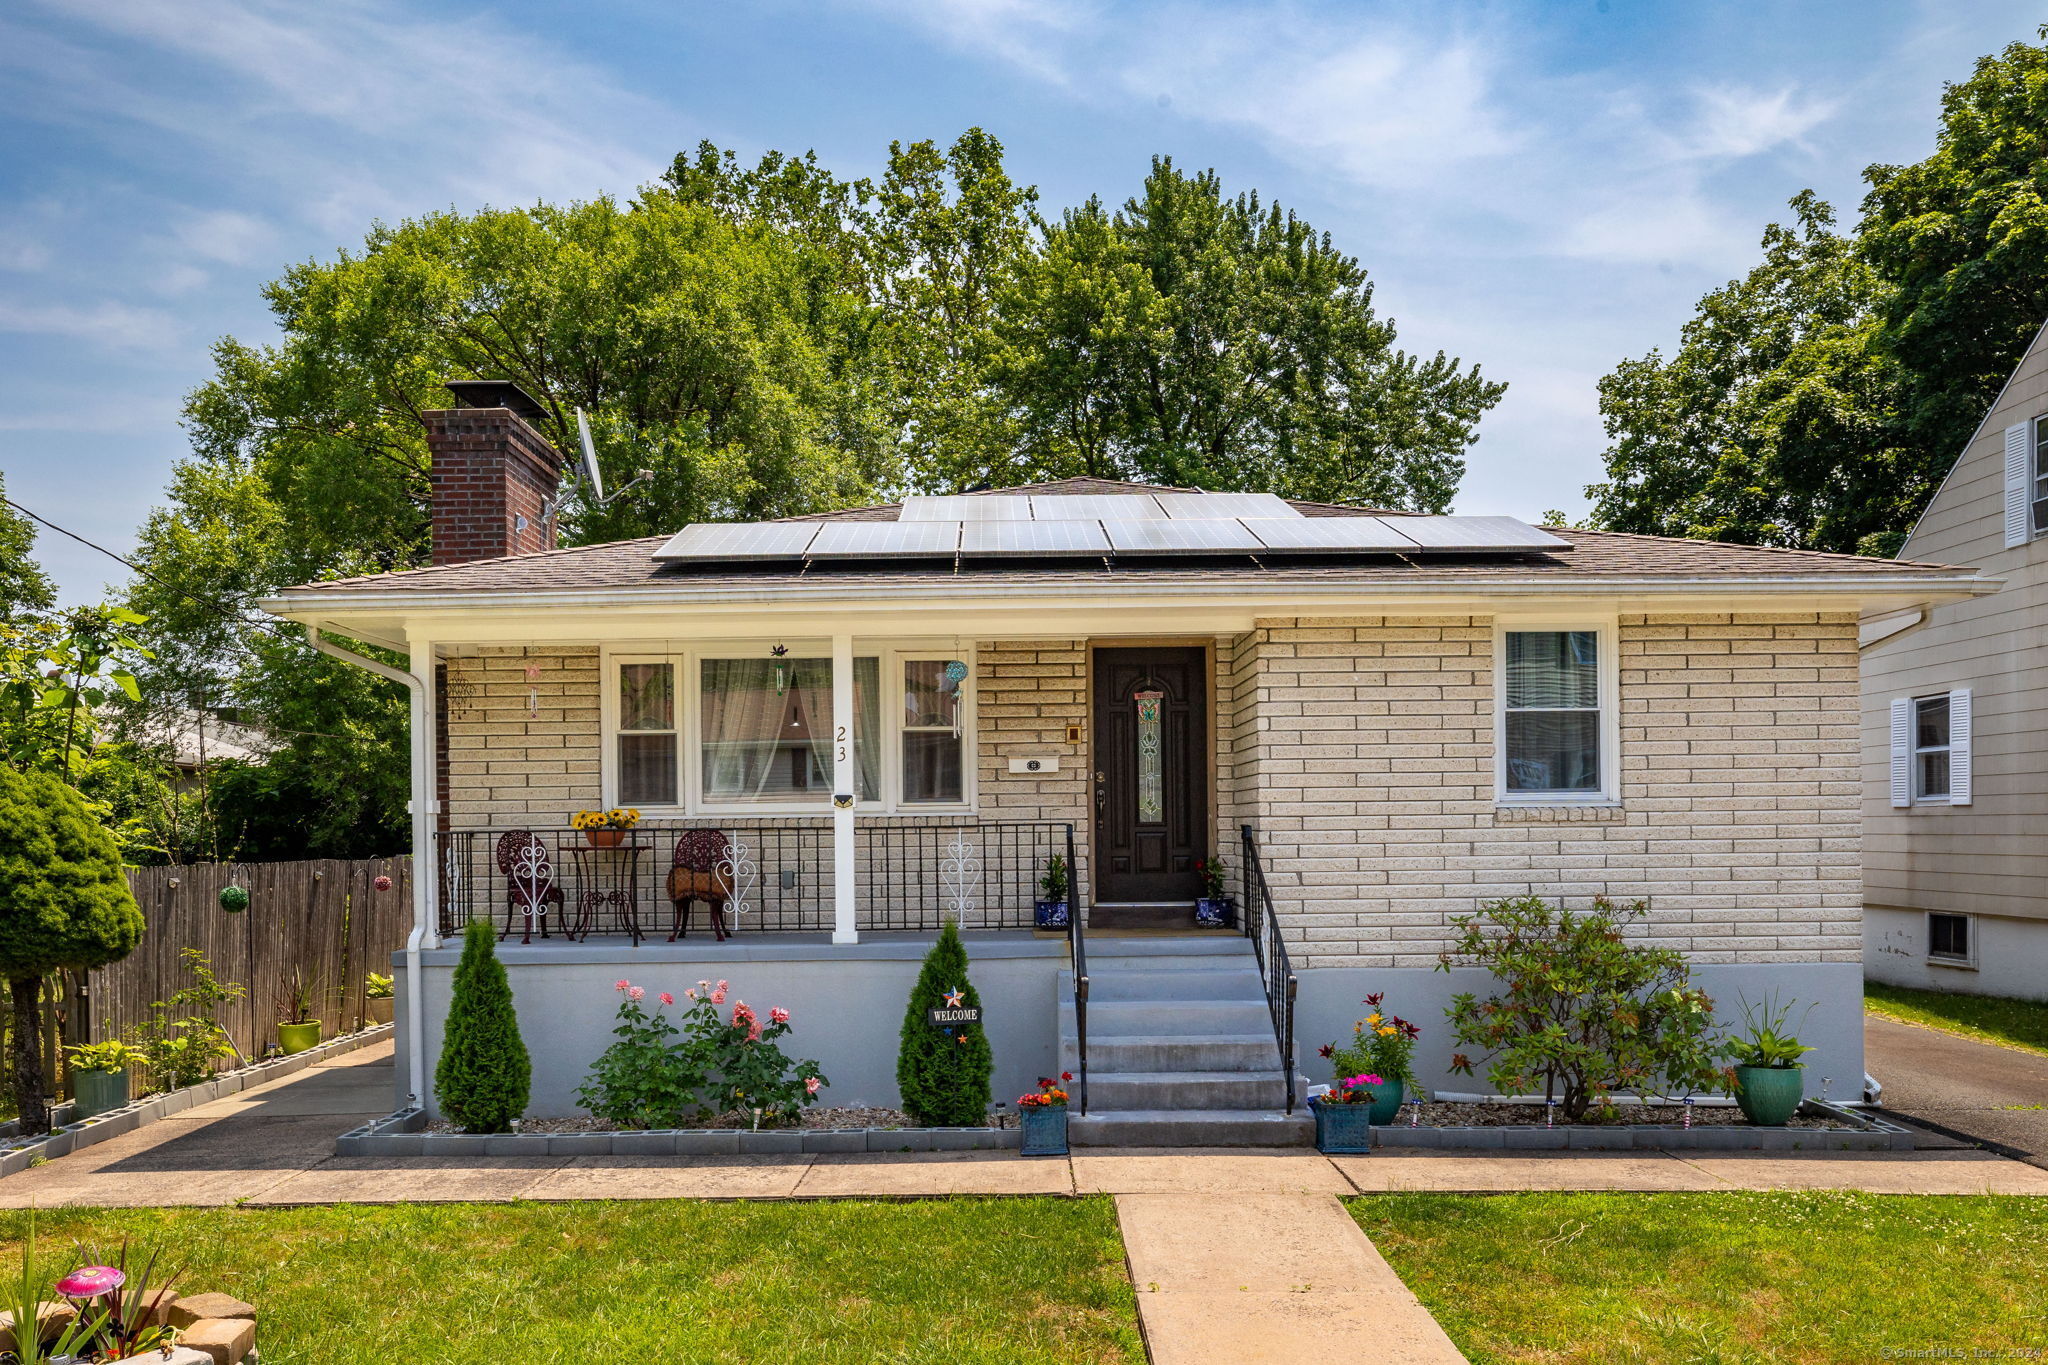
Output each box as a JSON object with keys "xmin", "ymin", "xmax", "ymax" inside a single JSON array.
[{"xmin": 1092, "ymin": 647, "xmax": 1208, "ymax": 902}]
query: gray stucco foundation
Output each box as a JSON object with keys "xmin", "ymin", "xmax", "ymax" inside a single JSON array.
[{"xmin": 397, "ymin": 933, "xmax": 1868, "ymax": 1120}]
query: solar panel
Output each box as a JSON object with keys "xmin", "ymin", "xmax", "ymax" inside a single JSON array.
[
  {"xmin": 1154, "ymin": 492, "xmax": 1301, "ymax": 520},
  {"xmin": 1102, "ymin": 518, "xmax": 1266, "ymax": 554},
  {"xmin": 1244, "ymin": 517, "xmax": 1420, "ymax": 553},
  {"xmin": 1394, "ymin": 516, "xmax": 1571, "ymax": 552},
  {"xmin": 652, "ymin": 522, "xmax": 819, "ymax": 561},
  {"xmin": 806, "ymin": 521, "xmax": 961, "ymax": 558},
  {"xmin": 899, "ymin": 495, "xmax": 1034, "ymax": 521},
  {"xmin": 1030, "ymin": 494, "xmax": 1166, "ymax": 521},
  {"xmin": 960, "ymin": 519, "xmax": 1111, "ymax": 556}
]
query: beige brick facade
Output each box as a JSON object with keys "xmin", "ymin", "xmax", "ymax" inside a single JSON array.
[{"xmin": 438, "ymin": 613, "xmax": 1860, "ymax": 965}]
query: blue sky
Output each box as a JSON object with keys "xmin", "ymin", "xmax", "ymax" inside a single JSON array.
[{"xmin": 0, "ymin": 0, "xmax": 2040, "ymax": 602}]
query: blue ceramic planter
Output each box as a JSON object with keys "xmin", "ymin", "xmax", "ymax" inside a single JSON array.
[
  {"xmin": 1311, "ymin": 1097, "xmax": 1374, "ymax": 1154},
  {"xmin": 1034, "ymin": 899, "xmax": 1070, "ymax": 930},
  {"xmin": 1020, "ymin": 1104, "xmax": 1069, "ymax": 1156},
  {"xmin": 1194, "ymin": 897, "xmax": 1234, "ymax": 928}
]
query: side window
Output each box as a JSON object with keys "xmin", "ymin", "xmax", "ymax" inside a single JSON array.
[
  {"xmin": 1928, "ymin": 912, "xmax": 1972, "ymax": 964},
  {"xmin": 1501, "ymin": 629, "xmax": 1604, "ymax": 797},
  {"xmin": 2035, "ymin": 416, "xmax": 2048, "ymax": 535},
  {"xmin": 1912, "ymin": 695, "xmax": 1951, "ymax": 801}
]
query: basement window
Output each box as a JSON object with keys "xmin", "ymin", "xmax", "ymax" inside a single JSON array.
[{"xmin": 1928, "ymin": 912, "xmax": 1973, "ymax": 966}]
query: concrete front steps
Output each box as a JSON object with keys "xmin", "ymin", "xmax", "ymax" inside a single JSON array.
[{"xmin": 1059, "ymin": 940, "xmax": 1313, "ymax": 1147}]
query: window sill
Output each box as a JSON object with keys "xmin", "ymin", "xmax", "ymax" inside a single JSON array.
[
  {"xmin": 1492, "ymin": 803, "xmax": 1625, "ymax": 825},
  {"xmin": 1927, "ymin": 956, "xmax": 1978, "ymax": 971}
]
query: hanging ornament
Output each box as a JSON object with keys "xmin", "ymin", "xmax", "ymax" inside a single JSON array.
[
  {"xmin": 219, "ymin": 885, "xmax": 249, "ymax": 914},
  {"xmin": 770, "ymin": 643, "xmax": 790, "ymax": 696},
  {"xmin": 944, "ymin": 659, "xmax": 969, "ymax": 688}
]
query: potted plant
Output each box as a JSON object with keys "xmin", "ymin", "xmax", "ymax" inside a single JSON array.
[
  {"xmin": 1034, "ymin": 854, "xmax": 1070, "ymax": 930},
  {"xmin": 1321, "ymin": 992, "xmax": 1420, "ymax": 1124},
  {"xmin": 1723, "ymin": 996, "xmax": 1813, "ymax": 1127},
  {"xmin": 1309, "ymin": 1073, "xmax": 1385, "ymax": 1153},
  {"xmin": 276, "ymin": 970, "xmax": 327, "ymax": 1055},
  {"xmin": 364, "ymin": 972, "xmax": 395, "ymax": 1025},
  {"xmin": 1193, "ymin": 856, "xmax": 1233, "ymax": 927},
  {"xmin": 64, "ymin": 1040, "xmax": 141, "ymax": 1120},
  {"xmin": 571, "ymin": 807, "xmax": 640, "ymax": 848},
  {"xmin": 1017, "ymin": 1074, "xmax": 1072, "ymax": 1156}
]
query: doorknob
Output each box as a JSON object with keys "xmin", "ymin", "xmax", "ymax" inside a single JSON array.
[{"xmin": 1095, "ymin": 787, "xmax": 1106, "ymax": 810}]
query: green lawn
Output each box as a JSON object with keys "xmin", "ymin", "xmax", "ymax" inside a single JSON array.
[
  {"xmin": 0, "ymin": 1199, "xmax": 1142, "ymax": 1365},
  {"xmin": 1866, "ymin": 982, "xmax": 2048, "ymax": 1057},
  {"xmin": 1350, "ymin": 1191, "xmax": 2048, "ymax": 1364}
]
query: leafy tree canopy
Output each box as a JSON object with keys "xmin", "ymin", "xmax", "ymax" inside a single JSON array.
[
  {"xmin": 0, "ymin": 473, "xmax": 56, "ymax": 624},
  {"xmin": 1589, "ymin": 31, "xmax": 2048, "ymax": 554}
]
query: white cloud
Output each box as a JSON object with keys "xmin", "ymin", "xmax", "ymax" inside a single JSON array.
[
  {"xmin": 1670, "ymin": 85, "xmax": 1840, "ymax": 162},
  {"xmin": 175, "ymin": 210, "xmax": 274, "ymax": 267},
  {"xmin": 0, "ymin": 299, "xmax": 178, "ymax": 350}
]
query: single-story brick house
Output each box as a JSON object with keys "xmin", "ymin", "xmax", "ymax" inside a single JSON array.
[{"xmin": 261, "ymin": 381, "xmax": 1993, "ymax": 1143}]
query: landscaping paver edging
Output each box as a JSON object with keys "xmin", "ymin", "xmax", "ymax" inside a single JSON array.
[
  {"xmin": 336, "ymin": 1108, "xmax": 1022, "ymax": 1157},
  {"xmin": 1363, "ymin": 1101, "xmax": 1914, "ymax": 1152},
  {"xmin": 0, "ymin": 1025, "xmax": 393, "ymax": 1178}
]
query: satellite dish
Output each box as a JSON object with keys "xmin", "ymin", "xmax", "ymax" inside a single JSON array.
[{"xmin": 575, "ymin": 408, "xmax": 605, "ymax": 503}]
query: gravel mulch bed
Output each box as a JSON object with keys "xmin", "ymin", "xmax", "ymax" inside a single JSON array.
[
  {"xmin": 425, "ymin": 1105, "xmax": 933, "ymax": 1135},
  {"xmin": 1403, "ymin": 1102, "xmax": 1856, "ymax": 1131}
]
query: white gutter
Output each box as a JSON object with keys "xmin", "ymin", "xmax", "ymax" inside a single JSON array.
[
  {"xmin": 308, "ymin": 626, "xmax": 433, "ymax": 1113},
  {"xmin": 259, "ymin": 569, "xmax": 2003, "ymax": 619}
]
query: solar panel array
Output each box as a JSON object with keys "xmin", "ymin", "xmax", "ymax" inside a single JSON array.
[{"xmin": 651, "ymin": 493, "xmax": 1571, "ymax": 563}]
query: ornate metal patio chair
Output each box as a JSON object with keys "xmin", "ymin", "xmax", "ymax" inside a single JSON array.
[
  {"xmin": 667, "ymin": 828, "xmax": 735, "ymax": 942},
  {"xmin": 496, "ymin": 829, "xmax": 564, "ymax": 944}
]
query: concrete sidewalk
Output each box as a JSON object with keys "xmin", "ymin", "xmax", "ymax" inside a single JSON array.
[{"xmin": 1867, "ymin": 1013, "xmax": 2048, "ymax": 1166}]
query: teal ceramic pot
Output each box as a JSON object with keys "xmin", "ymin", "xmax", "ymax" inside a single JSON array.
[
  {"xmin": 278, "ymin": 1022, "xmax": 323, "ymax": 1056},
  {"xmin": 71, "ymin": 1067, "xmax": 130, "ymax": 1120},
  {"xmin": 1020, "ymin": 1104, "xmax": 1068, "ymax": 1156},
  {"xmin": 1366, "ymin": 1077, "xmax": 1406, "ymax": 1126},
  {"xmin": 1734, "ymin": 1065, "xmax": 1805, "ymax": 1127},
  {"xmin": 1311, "ymin": 1097, "xmax": 1374, "ymax": 1154}
]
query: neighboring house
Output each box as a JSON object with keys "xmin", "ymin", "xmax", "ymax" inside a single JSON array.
[
  {"xmin": 261, "ymin": 381, "xmax": 1992, "ymax": 1141},
  {"xmin": 135, "ymin": 707, "xmax": 269, "ymax": 789},
  {"xmin": 1862, "ymin": 319, "xmax": 2048, "ymax": 1002}
]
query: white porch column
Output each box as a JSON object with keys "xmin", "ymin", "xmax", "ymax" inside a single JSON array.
[{"xmin": 831, "ymin": 633, "xmax": 858, "ymax": 944}]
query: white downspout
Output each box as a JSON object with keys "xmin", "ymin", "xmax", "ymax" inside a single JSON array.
[{"xmin": 309, "ymin": 625, "xmax": 436, "ymax": 1111}]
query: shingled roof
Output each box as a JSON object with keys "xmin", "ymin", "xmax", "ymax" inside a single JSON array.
[{"xmin": 270, "ymin": 476, "xmax": 1979, "ymax": 600}]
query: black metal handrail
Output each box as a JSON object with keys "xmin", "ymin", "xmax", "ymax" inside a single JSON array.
[
  {"xmin": 1065, "ymin": 822, "xmax": 1088, "ymax": 1115},
  {"xmin": 1240, "ymin": 824, "xmax": 1299, "ymax": 1114}
]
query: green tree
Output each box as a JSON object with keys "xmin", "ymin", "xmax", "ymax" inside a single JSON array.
[
  {"xmin": 0, "ymin": 474, "xmax": 56, "ymax": 624},
  {"xmin": 434, "ymin": 918, "xmax": 530, "ymax": 1133},
  {"xmin": 896, "ymin": 921, "xmax": 993, "ymax": 1126},
  {"xmin": 1589, "ymin": 30, "xmax": 2048, "ymax": 553},
  {"xmin": 0, "ymin": 768, "xmax": 145, "ymax": 1132},
  {"xmin": 990, "ymin": 159, "xmax": 1505, "ymax": 508}
]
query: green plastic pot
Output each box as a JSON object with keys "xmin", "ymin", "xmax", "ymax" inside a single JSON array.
[
  {"xmin": 1733, "ymin": 1064, "xmax": 1804, "ymax": 1127},
  {"xmin": 72, "ymin": 1067, "xmax": 130, "ymax": 1120},
  {"xmin": 1366, "ymin": 1077, "xmax": 1406, "ymax": 1126},
  {"xmin": 278, "ymin": 1022, "xmax": 323, "ymax": 1056}
]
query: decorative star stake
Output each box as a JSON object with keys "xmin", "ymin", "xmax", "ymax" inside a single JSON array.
[{"xmin": 943, "ymin": 988, "xmax": 965, "ymax": 1008}]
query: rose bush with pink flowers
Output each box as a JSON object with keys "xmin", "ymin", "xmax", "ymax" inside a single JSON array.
[{"xmin": 576, "ymin": 979, "xmax": 827, "ymax": 1128}]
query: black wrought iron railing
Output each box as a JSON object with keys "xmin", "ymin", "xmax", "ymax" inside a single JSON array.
[
  {"xmin": 1065, "ymin": 821, "xmax": 1088, "ymax": 1116},
  {"xmin": 437, "ymin": 817, "xmax": 1081, "ymax": 942},
  {"xmin": 1240, "ymin": 824, "xmax": 1299, "ymax": 1114}
]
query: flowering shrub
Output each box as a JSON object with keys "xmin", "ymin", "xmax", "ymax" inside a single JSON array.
[
  {"xmin": 576, "ymin": 979, "xmax": 827, "ymax": 1128},
  {"xmin": 1321, "ymin": 1073, "xmax": 1384, "ymax": 1104},
  {"xmin": 1321, "ymin": 992, "xmax": 1421, "ymax": 1087},
  {"xmin": 1017, "ymin": 1074, "xmax": 1072, "ymax": 1108},
  {"xmin": 1439, "ymin": 895, "xmax": 1727, "ymax": 1122}
]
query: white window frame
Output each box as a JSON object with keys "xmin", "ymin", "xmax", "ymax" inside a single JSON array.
[
  {"xmin": 1493, "ymin": 617, "xmax": 1620, "ymax": 806},
  {"xmin": 1911, "ymin": 694, "xmax": 1952, "ymax": 804},
  {"xmin": 600, "ymin": 641, "xmax": 977, "ymax": 817},
  {"xmin": 1927, "ymin": 910, "xmax": 1975, "ymax": 968},
  {"xmin": 2034, "ymin": 416, "xmax": 2048, "ymax": 539}
]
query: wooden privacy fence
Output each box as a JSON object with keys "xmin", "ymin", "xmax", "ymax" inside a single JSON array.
[{"xmin": 81, "ymin": 857, "xmax": 413, "ymax": 1061}]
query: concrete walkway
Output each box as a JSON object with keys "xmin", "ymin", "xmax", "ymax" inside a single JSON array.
[{"xmin": 1867, "ymin": 1013, "xmax": 2048, "ymax": 1166}]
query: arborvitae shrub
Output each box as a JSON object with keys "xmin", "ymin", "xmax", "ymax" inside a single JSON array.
[
  {"xmin": 896, "ymin": 920, "xmax": 992, "ymax": 1126},
  {"xmin": 434, "ymin": 919, "xmax": 530, "ymax": 1133}
]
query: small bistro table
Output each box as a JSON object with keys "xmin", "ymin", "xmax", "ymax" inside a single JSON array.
[{"xmin": 568, "ymin": 841, "xmax": 646, "ymax": 945}]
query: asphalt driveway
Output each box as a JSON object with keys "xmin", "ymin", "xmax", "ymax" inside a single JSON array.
[{"xmin": 1866, "ymin": 1014, "xmax": 2048, "ymax": 1167}]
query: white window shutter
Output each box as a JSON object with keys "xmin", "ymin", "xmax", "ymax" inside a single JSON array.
[
  {"xmin": 2006, "ymin": 422, "xmax": 2031, "ymax": 548},
  {"xmin": 1890, "ymin": 698, "xmax": 1912, "ymax": 807},
  {"xmin": 1949, "ymin": 688, "xmax": 1971, "ymax": 805}
]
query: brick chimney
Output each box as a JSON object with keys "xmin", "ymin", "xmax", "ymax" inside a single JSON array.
[{"xmin": 423, "ymin": 380, "xmax": 563, "ymax": 566}]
